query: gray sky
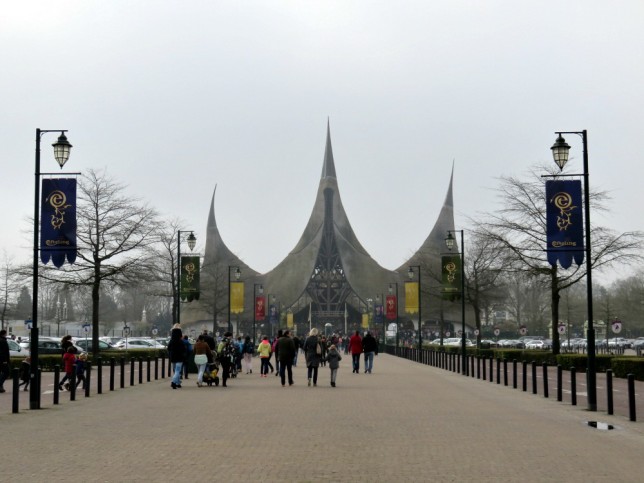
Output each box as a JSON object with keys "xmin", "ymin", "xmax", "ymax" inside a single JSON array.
[{"xmin": 2, "ymin": 1, "xmax": 643, "ymax": 281}]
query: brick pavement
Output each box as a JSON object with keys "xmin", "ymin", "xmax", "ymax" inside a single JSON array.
[{"xmin": 1, "ymin": 354, "xmax": 643, "ymax": 482}]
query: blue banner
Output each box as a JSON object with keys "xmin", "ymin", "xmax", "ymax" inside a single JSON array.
[
  {"xmin": 269, "ymin": 304, "xmax": 279, "ymax": 325},
  {"xmin": 41, "ymin": 178, "xmax": 77, "ymax": 267},
  {"xmin": 546, "ymin": 180, "xmax": 584, "ymax": 268}
]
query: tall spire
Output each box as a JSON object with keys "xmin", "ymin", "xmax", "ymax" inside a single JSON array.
[{"xmin": 321, "ymin": 118, "xmax": 337, "ymax": 179}]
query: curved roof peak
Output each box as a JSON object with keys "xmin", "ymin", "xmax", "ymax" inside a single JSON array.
[{"xmin": 321, "ymin": 118, "xmax": 337, "ymax": 179}]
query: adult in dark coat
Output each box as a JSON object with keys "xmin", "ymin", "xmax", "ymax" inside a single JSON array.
[
  {"xmin": 0, "ymin": 329, "xmax": 10, "ymax": 393},
  {"xmin": 362, "ymin": 331, "xmax": 378, "ymax": 374},
  {"xmin": 303, "ymin": 328, "xmax": 322, "ymax": 386},
  {"xmin": 348, "ymin": 331, "xmax": 363, "ymax": 374},
  {"xmin": 168, "ymin": 325, "xmax": 186, "ymax": 389},
  {"xmin": 276, "ymin": 330, "xmax": 296, "ymax": 386}
]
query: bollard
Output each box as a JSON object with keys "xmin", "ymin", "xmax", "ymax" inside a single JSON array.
[
  {"xmin": 97, "ymin": 357, "xmax": 103, "ymax": 394},
  {"xmin": 12, "ymin": 367, "xmax": 20, "ymax": 414},
  {"xmin": 155, "ymin": 357, "xmax": 159, "ymax": 380},
  {"xmin": 110, "ymin": 358, "xmax": 115, "ymax": 391},
  {"xmin": 571, "ymin": 367, "xmax": 577, "ymax": 406},
  {"xmin": 471, "ymin": 354, "xmax": 475, "ymax": 378},
  {"xmin": 457, "ymin": 353, "xmax": 460, "ymax": 373},
  {"xmin": 628, "ymin": 374, "xmax": 636, "ymax": 422},
  {"xmin": 70, "ymin": 364, "xmax": 77, "ymax": 401},
  {"xmin": 503, "ymin": 359, "xmax": 508, "ymax": 386},
  {"xmin": 496, "ymin": 358, "xmax": 501, "ymax": 385},
  {"xmin": 161, "ymin": 354, "xmax": 166, "ymax": 378},
  {"xmin": 482, "ymin": 355, "xmax": 486, "ymax": 380},
  {"xmin": 130, "ymin": 358, "xmax": 135, "ymax": 386},
  {"xmin": 606, "ymin": 369, "xmax": 613, "ymax": 416},
  {"xmin": 531, "ymin": 361, "xmax": 537, "ymax": 395},
  {"xmin": 147, "ymin": 357, "xmax": 151, "ymax": 382},
  {"xmin": 542, "ymin": 362, "xmax": 548, "ymax": 398},
  {"xmin": 120, "ymin": 358, "xmax": 125, "ymax": 389},
  {"xmin": 512, "ymin": 360, "xmax": 517, "ymax": 389},
  {"xmin": 557, "ymin": 365, "xmax": 562, "ymax": 402},
  {"xmin": 53, "ymin": 365, "xmax": 61, "ymax": 405},
  {"xmin": 522, "ymin": 360, "xmax": 527, "ymax": 392},
  {"xmin": 489, "ymin": 356, "xmax": 494, "ymax": 383},
  {"xmin": 138, "ymin": 358, "xmax": 143, "ymax": 385},
  {"xmin": 85, "ymin": 362, "xmax": 92, "ymax": 398},
  {"xmin": 477, "ymin": 356, "xmax": 481, "ymax": 380}
]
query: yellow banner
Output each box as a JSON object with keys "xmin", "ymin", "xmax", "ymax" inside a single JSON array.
[
  {"xmin": 405, "ymin": 282, "xmax": 419, "ymax": 314},
  {"xmin": 287, "ymin": 312, "xmax": 294, "ymax": 328},
  {"xmin": 230, "ymin": 281, "xmax": 244, "ymax": 314},
  {"xmin": 362, "ymin": 313, "xmax": 369, "ymax": 328}
]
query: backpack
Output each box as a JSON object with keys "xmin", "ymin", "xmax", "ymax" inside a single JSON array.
[{"xmin": 218, "ymin": 339, "xmax": 235, "ymax": 362}]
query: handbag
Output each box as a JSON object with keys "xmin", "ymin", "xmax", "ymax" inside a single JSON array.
[
  {"xmin": 194, "ymin": 354, "xmax": 208, "ymax": 365},
  {"xmin": 316, "ymin": 342, "xmax": 321, "ymax": 355}
]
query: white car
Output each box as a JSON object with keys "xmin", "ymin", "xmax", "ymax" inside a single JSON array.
[
  {"xmin": 8, "ymin": 339, "xmax": 28, "ymax": 357},
  {"xmin": 525, "ymin": 340, "xmax": 546, "ymax": 350},
  {"xmin": 114, "ymin": 338, "xmax": 166, "ymax": 350}
]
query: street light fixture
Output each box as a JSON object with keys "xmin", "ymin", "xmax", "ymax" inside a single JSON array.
[
  {"xmin": 31, "ymin": 129, "xmax": 72, "ymax": 410},
  {"xmin": 176, "ymin": 230, "xmax": 196, "ymax": 325},
  {"xmin": 446, "ymin": 230, "xmax": 467, "ymax": 376},
  {"xmin": 228, "ymin": 266, "xmax": 241, "ymax": 334},
  {"xmin": 551, "ymin": 130, "xmax": 597, "ymax": 411},
  {"xmin": 253, "ymin": 283, "xmax": 263, "ymax": 345},
  {"xmin": 408, "ymin": 266, "xmax": 421, "ymax": 350}
]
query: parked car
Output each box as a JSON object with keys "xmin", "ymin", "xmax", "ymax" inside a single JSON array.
[
  {"xmin": 74, "ymin": 338, "xmax": 114, "ymax": 351},
  {"xmin": 113, "ymin": 338, "xmax": 166, "ymax": 350},
  {"xmin": 525, "ymin": 340, "xmax": 546, "ymax": 350},
  {"xmin": 8, "ymin": 339, "xmax": 28, "ymax": 357}
]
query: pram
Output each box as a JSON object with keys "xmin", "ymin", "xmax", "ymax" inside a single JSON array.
[{"xmin": 202, "ymin": 360, "xmax": 220, "ymax": 386}]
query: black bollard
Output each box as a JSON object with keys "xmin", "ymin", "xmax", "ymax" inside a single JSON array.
[
  {"xmin": 457, "ymin": 353, "xmax": 460, "ymax": 373},
  {"xmin": 628, "ymin": 374, "xmax": 636, "ymax": 422},
  {"xmin": 522, "ymin": 360, "xmax": 527, "ymax": 392},
  {"xmin": 12, "ymin": 367, "xmax": 20, "ymax": 414},
  {"xmin": 571, "ymin": 367, "xmax": 577, "ymax": 406},
  {"xmin": 531, "ymin": 361, "xmax": 537, "ymax": 395},
  {"xmin": 85, "ymin": 362, "xmax": 91, "ymax": 398},
  {"xmin": 606, "ymin": 369, "xmax": 613, "ymax": 416},
  {"xmin": 557, "ymin": 365, "xmax": 562, "ymax": 402},
  {"xmin": 482, "ymin": 355, "xmax": 486, "ymax": 380},
  {"xmin": 138, "ymin": 358, "xmax": 143, "ymax": 385},
  {"xmin": 70, "ymin": 364, "xmax": 77, "ymax": 401},
  {"xmin": 155, "ymin": 357, "xmax": 159, "ymax": 380},
  {"xmin": 489, "ymin": 356, "xmax": 494, "ymax": 383},
  {"xmin": 161, "ymin": 354, "xmax": 166, "ymax": 379},
  {"xmin": 97, "ymin": 357, "xmax": 103, "ymax": 395},
  {"xmin": 512, "ymin": 360, "xmax": 517, "ymax": 389},
  {"xmin": 53, "ymin": 365, "xmax": 60, "ymax": 405},
  {"xmin": 120, "ymin": 358, "xmax": 125, "ymax": 389},
  {"xmin": 496, "ymin": 358, "xmax": 501, "ymax": 384},
  {"xmin": 542, "ymin": 363, "xmax": 548, "ymax": 398},
  {"xmin": 477, "ymin": 356, "xmax": 481, "ymax": 380},
  {"xmin": 503, "ymin": 359, "xmax": 508, "ymax": 386},
  {"xmin": 130, "ymin": 358, "xmax": 135, "ymax": 386},
  {"xmin": 147, "ymin": 357, "xmax": 151, "ymax": 382},
  {"xmin": 110, "ymin": 358, "xmax": 115, "ymax": 391}
]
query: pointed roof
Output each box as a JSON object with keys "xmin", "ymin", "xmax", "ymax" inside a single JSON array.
[{"xmin": 321, "ymin": 120, "xmax": 336, "ymax": 179}]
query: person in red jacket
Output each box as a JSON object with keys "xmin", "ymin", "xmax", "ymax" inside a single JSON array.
[
  {"xmin": 59, "ymin": 347, "xmax": 77, "ymax": 391},
  {"xmin": 348, "ymin": 330, "xmax": 363, "ymax": 374}
]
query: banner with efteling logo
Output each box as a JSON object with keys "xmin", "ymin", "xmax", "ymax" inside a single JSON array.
[
  {"xmin": 385, "ymin": 295, "xmax": 397, "ymax": 320},
  {"xmin": 546, "ymin": 180, "xmax": 584, "ymax": 268},
  {"xmin": 441, "ymin": 255, "xmax": 461, "ymax": 301},
  {"xmin": 41, "ymin": 178, "xmax": 77, "ymax": 268},
  {"xmin": 180, "ymin": 256, "xmax": 200, "ymax": 301}
]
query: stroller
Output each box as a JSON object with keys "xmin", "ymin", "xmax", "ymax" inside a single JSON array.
[{"xmin": 202, "ymin": 360, "xmax": 220, "ymax": 386}]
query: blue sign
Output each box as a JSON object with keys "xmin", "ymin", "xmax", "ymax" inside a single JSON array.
[
  {"xmin": 546, "ymin": 180, "xmax": 584, "ymax": 269},
  {"xmin": 41, "ymin": 178, "xmax": 77, "ymax": 267}
]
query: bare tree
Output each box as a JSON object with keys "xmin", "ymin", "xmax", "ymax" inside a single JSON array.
[
  {"xmin": 477, "ymin": 164, "xmax": 643, "ymax": 353},
  {"xmin": 41, "ymin": 169, "xmax": 160, "ymax": 354},
  {"xmin": 200, "ymin": 259, "xmax": 228, "ymax": 333},
  {"xmin": 0, "ymin": 251, "xmax": 21, "ymax": 330}
]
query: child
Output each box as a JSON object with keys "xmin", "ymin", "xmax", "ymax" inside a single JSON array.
[
  {"xmin": 257, "ymin": 336, "xmax": 272, "ymax": 377},
  {"xmin": 75, "ymin": 352, "xmax": 88, "ymax": 390},
  {"xmin": 326, "ymin": 344, "xmax": 342, "ymax": 387},
  {"xmin": 59, "ymin": 346, "xmax": 76, "ymax": 391},
  {"xmin": 18, "ymin": 357, "xmax": 31, "ymax": 391}
]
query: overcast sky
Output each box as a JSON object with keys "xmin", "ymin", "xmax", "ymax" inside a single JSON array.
[{"xmin": 2, "ymin": 1, "xmax": 643, "ymax": 283}]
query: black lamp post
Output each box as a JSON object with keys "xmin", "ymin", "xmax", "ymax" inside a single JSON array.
[
  {"xmin": 446, "ymin": 230, "xmax": 467, "ymax": 376},
  {"xmin": 408, "ymin": 266, "xmax": 421, "ymax": 350},
  {"xmin": 253, "ymin": 283, "xmax": 263, "ymax": 345},
  {"xmin": 551, "ymin": 130, "xmax": 596, "ymax": 411},
  {"xmin": 389, "ymin": 283, "xmax": 399, "ymax": 348},
  {"xmin": 176, "ymin": 230, "xmax": 196, "ymax": 325},
  {"xmin": 228, "ymin": 266, "xmax": 241, "ymax": 334},
  {"xmin": 31, "ymin": 129, "xmax": 72, "ymax": 410}
]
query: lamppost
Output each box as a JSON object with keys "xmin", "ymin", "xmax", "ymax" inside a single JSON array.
[
  {"xmin": 446, "ymin": 230, "xmax": 467, "ymax": 376},
  {"xmin": 408, "ymin": 266, "xmax": 421, "ymax": 349},
  {"xmin": 551, "ymin": 130, "xmax": 596, "ymax": 411},
  {"xmin": 228, "ymin": 266, "xmax": 241, "ymax": 334},
  {"xmin": 389, "ymin": 283, "xmax": 399, "ymax": 347},
  {"xmin": 375, "ymin": 293, "xmax": 385, "ymax": 346},
  {"xmin": 176, "ymin": 230, "xmax": 196, "ymax": 325},
  {"xmin": 31, "ymin": 129, "xmax": 72, "ymax": 410},
  {"xmin": 253, "ymin": 283, "xmax": 263, "ymax": 345}
]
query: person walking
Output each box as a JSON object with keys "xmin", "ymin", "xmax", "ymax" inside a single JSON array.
[
  {"xmin": 325, "ymin": 344, "xmax": 342, "ymax": 387},
  {"xmin": 0, "ymin": 329, "xmax": 10, "ymax": 393},
  {"xmin": 217, "ymin": 331, "xmax": 235, "ymax": 387},
  {"xmin": 182, "ymin": 335, "xmax": 193, "ymax": 380},
  {"xmin": 75, "ymin": 352, "xmax": 88, "ymax": 391},
  {"xmin": 58, "ymin": 346, "xmax": 77, "ymax": 391},
  {"xmin": 348, "ymin": 330, "xmax": 363, "ymax": 374},
  {"xmin": 303, "ymin": 328, "xmax": 322, "ymax": 387},
  {"xmin": 277, "ymin": 330, "xmax": 296, "ymax": 387},
  {"xmin": 18, "ymin": 356, "xmax": 31, "ymax": 391},
  {"xmin": 242, "ymin": 335, "xmax": 254, "ymax": 374},
  {"xmin": 271, "ymin": 330, "xmax": 282, "ymax": 376},
  {"xmin": 168, "ymin": 325, "xmax": 186, "ymax": 389},
  {"xmin": 193, "ymin": 334, "xmax": 213, "ymax": 387},
  {"xmin": 362, "ymin": 331, "xmax": 378, "ymax": 373},
  {"xmin": 257, "ymin": 336, "xmax": 272, "ymax": 377}
]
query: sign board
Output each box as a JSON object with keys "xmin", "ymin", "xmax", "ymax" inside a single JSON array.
[
  {"xmin": 519, "ymin": 326, "xmax": 528, "ymax": 336},
  {"xmin": 474, "ymin": 329, "xmax": 480, "ymax": 336},
  {"xmin": 82, "ymin": 324, "xmax": 91, "ymax": 334},
  {"xmin": 445, "ymin": 331, "xmax": 451, "ymax": 337},
  {"xmin": 152, "ymin": 328, "xmax": 158, "ymax": 336},
  {"xmin": 558, "ymin": 324, "xmax": 566, "ymax": 335},
  {"xmin": 493, "ymin": 327, "xmax": 500, "ymax": 336},
  {"xmin": 25, "ymin": 319, "xmax": 33, "ymax": 330},
  {"xmin": 611, "ymin": 320, "xmax": 622, "ymax": 334}
]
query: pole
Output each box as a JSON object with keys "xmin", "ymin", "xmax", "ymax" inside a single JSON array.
[
  {"xmin": 581, "ymin": 130, "xmax": 597, "ymax": 411},
  {"xmin": 177, "ymin": 230, "xmax": 182, "ymax": 325},
  {"xmin": 418, "ymin": 268, "xmax": 422, "ymax": 350},
  {"xmin": 31, "ymin": 129, "xmax": 42, "ymax": 410},
  {"xmin": 227, "ymin": 266, "xmax": 232, "ymax": 334},
  {"xmin": 460, "ymin": 230, "xmax": 467, "ymax": 376}
]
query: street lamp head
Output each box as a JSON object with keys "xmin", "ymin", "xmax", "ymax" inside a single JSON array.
[
  {"xmin": 258, "ymin": 284, "xmax": 264, "ymax": 294},
  {"xmin": 52, "ymin": 132, "xmax": 72, "ymax": 168},
  {"xmin": 445, "ymin": 232, "xmax": 455, "ymax": 250},
  {"xmin": 551, "ymin": 134, "xmax": 571, "ymax": 170},
  {"xmin": 234, "ymin": 267, "xmax": 241, "ymax": 280},
  {"xmin": 388, "ymin": 284, "xmax": 394, "ymax": 295},
  {"xmin": 407, "ymin": 267, "xmax": 414, "ymax": 279},
  {"xmin": 187, "ymin": 232, "xmax": 196, "ymax": 251}
]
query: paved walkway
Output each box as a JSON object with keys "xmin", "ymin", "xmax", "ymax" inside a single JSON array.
[{"xmin": 2, "ymin": 354, "xmax": 643, "ymax": 482}]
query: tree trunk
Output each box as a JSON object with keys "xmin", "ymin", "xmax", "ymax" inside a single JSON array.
[{"xmin": 91, "ymin": 266, "xmax": 101, "ymax": 355}]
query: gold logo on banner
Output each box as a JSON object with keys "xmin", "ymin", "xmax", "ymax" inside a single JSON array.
[
  {"xmin": 445, "ymin": 261, "xmax": 457, "ymax": 283},
  {"xmin": 184, "ymin": 262, "xmax": 196, "ymax": 283},
  {"xmin": 551, "ymin": 191, "xmax": 576, "ymax": 231},
  {"xmin": 47, "ymin": 190, "xmax": 71, "ymax": 230}
]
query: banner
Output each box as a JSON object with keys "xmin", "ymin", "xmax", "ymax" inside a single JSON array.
[
  {"xmin": 361, "ymin": 313, "xmax": 369, "ymax": 329},
  {"xmin": 180, "ymin": 256, "xmax": 200, "ymax": 301},
  {"xmin": 287, "ymin": 312, "xmax": 294, "ymax": 328},
  {"xmin": 441, "ymin": 255, "xmax": 461, "ymax": 301},
  {"xmin": 546, "ymin": 180, "xmax": 584, "ymax": 268},
  {"xmin": 255, "ymin": 296, "xmax": 266, "ymax": 321},
  {"xmin": 41, "ymin": 178, "xmax": 77, "ymax": 267},
  {"xmin": 269, "ymin": 304, "xmax": 279, "ymax": 325},
  {"xmin": 385, "ymin": 296, "xmax": 397, "ymax": 320},
  {"xmin": 230, "ymin": 281, "xmax": 244, "ymax": 314},
  {"xmin": 405, "ymin": 282, "xmax": 419, "ymax": 314},
  {"xmin": 374, "ymin": 304, "xmax": 384, "ymax": 326}
]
